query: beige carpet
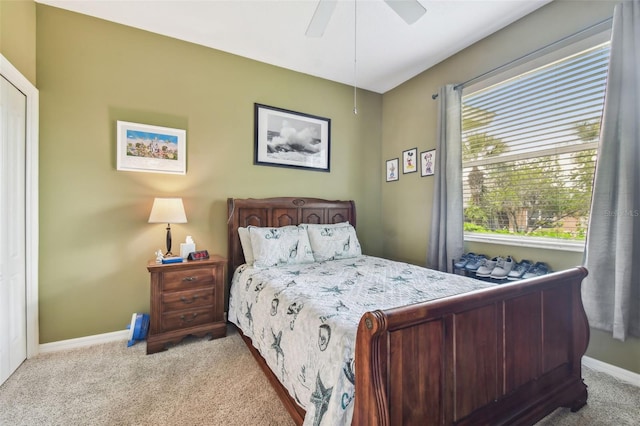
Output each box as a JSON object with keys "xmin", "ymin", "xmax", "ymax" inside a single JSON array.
[
  {"xmin": 0, "ymin": 328, "xmax": 294, "ymax": 426},
  {"xmin": 1, "ymin": 328, "xmax": 638, "ymax": 425}
]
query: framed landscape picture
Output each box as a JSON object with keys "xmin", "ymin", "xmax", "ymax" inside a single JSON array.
[
  {"xmin": 421, "ymin": 149, "xmax": 435, "ymax": 177},
  {"xmin": 116, "ymin": 121, "xmax": 186, "ymax": 174},
  {"xmin": 386, "ymin": 158, "xmax": 399, "ymax": 182},
  {"xmin": 254, "ymin": 103, "xmax": 331, "ymax": 172}
]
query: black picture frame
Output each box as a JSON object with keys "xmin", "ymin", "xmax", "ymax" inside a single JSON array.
[
  {"xmin": 386, "ymin": 158, "xmax": 399, "ymax": 182},
  {"xmin": 402, "ymin": 148, "xmax": 418, "ymax": 174},
  {"xmin": 420, "ymin": 149, "xmax": 436, "ymax": 177},
  {"xmin": 254, "ymin": 103, "xmax": 331, "ymax": 172}
]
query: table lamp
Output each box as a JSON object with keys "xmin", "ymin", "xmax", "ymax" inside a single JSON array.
[{"xmin": 148, "ymin": 197, "xmax": 187, "ymax": 257}]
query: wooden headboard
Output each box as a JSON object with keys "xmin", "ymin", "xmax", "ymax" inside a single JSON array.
[{"xmin": 226, "ymin": 197, "xmax": 356, "ymax": 279}]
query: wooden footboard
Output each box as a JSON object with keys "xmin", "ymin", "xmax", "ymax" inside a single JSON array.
[{"xmin": 353, "ymin": 266, "xmax": 589, "ymax": 426}]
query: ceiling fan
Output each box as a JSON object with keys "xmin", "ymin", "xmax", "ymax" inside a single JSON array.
[{"xmin": 306, "ymin": 0, "xmax": 427, "ymax": 37}]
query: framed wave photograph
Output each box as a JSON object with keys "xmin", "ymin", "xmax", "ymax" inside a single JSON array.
[
  {"xmin": 116, "ymin": 121, "xmax": 186, "ymax": 174},
  {"xmin": 254, "ymin": 103, "xmax": 331, "ymax": 172}
]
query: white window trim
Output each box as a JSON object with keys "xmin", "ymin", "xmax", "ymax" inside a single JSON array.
[{"xmin": 464, "ymin": 232, "xmax": 585, "ymax": 253}]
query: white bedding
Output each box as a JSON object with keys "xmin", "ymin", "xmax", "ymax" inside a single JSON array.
[{"xmin": 228, "ymin": 255, "xmax": 494, "ymax": 426}]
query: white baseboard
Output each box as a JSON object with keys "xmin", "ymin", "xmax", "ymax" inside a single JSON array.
[
  {"xmin": 38, "ymin": 330, "xmax": 129, "ymax": 354},
  {"xmin": 583, "ymin": 355, "xmax": 640, "ymax": 387}
]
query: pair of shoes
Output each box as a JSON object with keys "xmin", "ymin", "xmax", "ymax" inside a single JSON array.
[
  {"xmin": 464, "ymin": 254, "xmax": 487, "ymax": 273},
  {"xmin": 476, "ymin": 256, "xmax": 500, "ymax": 277},
  {"xmin": 454, "ymin": 252, "xmax": 476, "ymax": 269},
  {"xmin": 476, "ymin": 256, "xmax": 515, "ymax": 278},
  {"xmin": 475, "ymin": 257, "xmax": 498, "ymax": 277},
  {"xmin": 522, "ymin": 262, "xmax": 551, "ymax": 279},
  {"xmin": 507, "ymin": 259, "xmax": 533, "ymax": 280},
  {"xmin": 490, "ymin": 256, "xmax": 515, "ymax": 279}
]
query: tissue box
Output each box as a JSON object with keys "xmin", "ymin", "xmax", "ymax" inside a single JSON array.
[{"xmin": 180, "ymin": 242, "xmax": 195, "ymax": 259}]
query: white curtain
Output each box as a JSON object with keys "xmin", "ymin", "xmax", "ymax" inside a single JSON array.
[
  {"xmin": 583, "ymin": 0, "xmax": 640, "ymax": 341},
  {"xmin": 427, "ymin": 85, "xmax": 464, "ymax": 272}
]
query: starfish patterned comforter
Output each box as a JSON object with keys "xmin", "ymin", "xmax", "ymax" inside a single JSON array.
[{"xmin": 228, "ymin": 255, "xmax": 494, "ymax": 426}]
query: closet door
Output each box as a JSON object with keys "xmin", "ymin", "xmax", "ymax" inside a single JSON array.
[{"xmin": 0, "ymin": 74, "xmax": 27, "ymax": 385}]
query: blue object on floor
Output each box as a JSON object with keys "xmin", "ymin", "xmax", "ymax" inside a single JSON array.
[{"xmin": 126, "ymin": 313, "xmax": 150, "ymax": 347}]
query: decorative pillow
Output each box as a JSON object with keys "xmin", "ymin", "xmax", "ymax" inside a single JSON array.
[
  {"xmin": 237, "ymin": 227, "xmax": 255, "ymax": 266},
  {"xmin": 248, "ymin": 225, "xmax": 315, "ymax": 268},
  {"xmin": 304, "ymin": 223, "xmax": 362, "ymax": 262}
]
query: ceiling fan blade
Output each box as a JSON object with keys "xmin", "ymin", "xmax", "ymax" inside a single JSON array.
[
  {"xmin": 306, "ymin": 0, "xmax": 338, "ymax": 37},
  {"xmin": 384, "ymin": 0, "xmax": 426, "ymax": 25}
]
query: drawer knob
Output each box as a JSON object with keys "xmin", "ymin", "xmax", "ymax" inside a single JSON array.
[
  {"xmin": 180, "ymin": 313, "xmax": 199, "ymax": 323},
  {"xmin": 182, "ymin": 276, "xmax": 197, "ymax": 282},
  {"xmin": 180, "ymin": 295, "xmax": 199, "ymax": 304}
]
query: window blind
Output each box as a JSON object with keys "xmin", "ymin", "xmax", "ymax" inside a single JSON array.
[{"xmin": 461, "ymin": 42, "xmax": 610, "ymax": 240}]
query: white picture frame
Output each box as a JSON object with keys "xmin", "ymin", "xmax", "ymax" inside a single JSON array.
[{"xmin": 116, "ymin": 121, "xmax": 186, "ymax": 174}]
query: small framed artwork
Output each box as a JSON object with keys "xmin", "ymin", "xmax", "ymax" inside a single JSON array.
[
  {"xmin": 386, "ymin": 158, "xmax": 399, "ymax": 182},
  {"xmin": 421, "ymin": 149, "xmax": 436, "ymax": 177},
  {"xmin": 402, "ymin": 148, "xmax": 418, "ymax": 174},
  {"xmin": 254, "ymin": 103, "xmax": 331, "ymax": 172},
  {"xmin": 116, "ymin": 121, "xmax": 186, "ymax": 174}
]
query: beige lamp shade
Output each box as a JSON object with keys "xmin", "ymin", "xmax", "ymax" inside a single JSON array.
[
  {"xmin": 148, "ymin": 198, "xmax": 187, "ymax": 224},
  {"xmin": 148, "ymin": 198, "xmax": 187, "ymax": 256}
]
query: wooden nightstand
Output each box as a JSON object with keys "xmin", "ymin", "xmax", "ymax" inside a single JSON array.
[{"xmin": 146, "ymin": 255, "xmax": 227, "ymax": 354}]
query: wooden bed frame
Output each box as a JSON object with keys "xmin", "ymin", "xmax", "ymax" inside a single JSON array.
[{"xmin": 227, "ymin": 197, "xmax": 590, "ymax": 425}]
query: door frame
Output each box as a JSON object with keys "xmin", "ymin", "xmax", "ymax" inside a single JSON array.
[{"xmin": 1, "ymin": 54, "xmax": 39, "ymax": 358}]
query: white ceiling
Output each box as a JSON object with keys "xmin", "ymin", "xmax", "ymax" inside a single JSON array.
[{"xmin": 36, "ymin": 0, "xmax": 552, "ymax": 94}]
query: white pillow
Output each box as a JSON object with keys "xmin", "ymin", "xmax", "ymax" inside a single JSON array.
[
  {"xmin": 237, "ymin": 227, "xmax": 255, "ymax": 266},
  {"xmin": 304, "ymin": 223, "xmax": 362, "ymax": 262},
  {"xmin": 248, "ymin": 226, "xmax": 315, "ymax": 268}
]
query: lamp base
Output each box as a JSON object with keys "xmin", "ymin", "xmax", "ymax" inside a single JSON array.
[{"xmin": 165, "ymin": 224, "xmax": 173, "ymax": 258}]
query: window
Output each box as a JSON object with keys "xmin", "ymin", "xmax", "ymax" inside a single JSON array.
[{"xmin": 461, "ymin": 36, "xmax": 611, "ymax": 250}]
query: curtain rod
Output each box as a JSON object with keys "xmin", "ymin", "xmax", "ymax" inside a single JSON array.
[{"xmin": 431, "ymin": 16, "xmax": 612, "ymax": 100}]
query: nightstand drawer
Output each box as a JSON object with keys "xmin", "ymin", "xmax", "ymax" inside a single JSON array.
[
  {"xmin": 162, "ymin": 307, "xmax": 214, "ymax": 331},
  {"xmin": 162, "ymin": 287, "xmax": 214, "ymax": 312},
  {"xmin": 162, "ymin": 267, "xmax": 215, "ymax": 291}
]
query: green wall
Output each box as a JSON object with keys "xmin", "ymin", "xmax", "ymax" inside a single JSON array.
[
  {"xmin": 0, "ymin": 0, "xmax": 36, "ymax": 84},
  {"xmin": 36, "ymin": 5, "xmax": 382, "ymax": 343},
  {"xmin": 381, "ymin": 0, "xmax": 639, "ymax": 374}
]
